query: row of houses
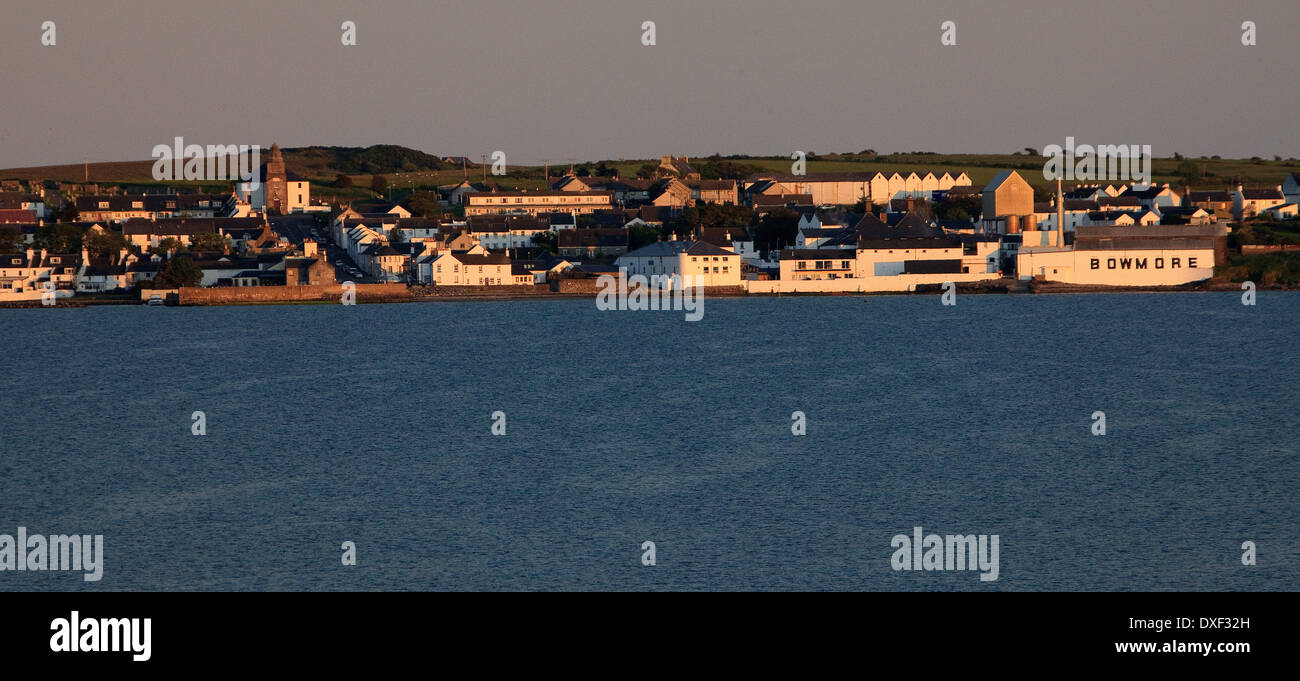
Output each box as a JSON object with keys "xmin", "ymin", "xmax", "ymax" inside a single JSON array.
[
  {"xmin": 982, "ymin": 171, "xmax": 1298, "ymax": 233},
  {"xmin": 744, "ymin": 171, "xmax": 974, "ymax": 208},
  {"xmin": 0, "ymin": 238, "xmax": 334, "ymax": 298}
]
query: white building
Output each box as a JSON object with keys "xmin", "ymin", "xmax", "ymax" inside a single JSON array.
[
  {"xmin": 1017, "ymin": 224, "xmax": 1224, "ymax": 286},
  {"xmin": 615, "ymin": 239, "xmax": 742, "ymax": 287}
]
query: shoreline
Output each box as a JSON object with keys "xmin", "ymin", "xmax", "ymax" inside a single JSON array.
[{"xmin": 4, "ymin": 279, "xmax": 1292, "ymax": 309}]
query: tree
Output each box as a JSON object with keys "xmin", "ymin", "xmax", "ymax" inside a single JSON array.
[
  {"xmin": 34, "ymin": 223, "xmax": 84, "ymax": 252},
  {"xmin": 935, "ymin": 195, "xmax": 982, "ymax": 222},
  {"xmin": 389, "ymin": 227, "xmax": 406, "ymax": 244},
  {"xmin": 189, "ymin": 232, "xmax": 230, "ymax": 253},
  {"xmin": 753, "ymin": 208, "xmax": 800, "ymax": 256},
  {"xmin": 1175, "ymin": 160, "xmax": 1201, "ymax": 184},
  {"xmin": 52, "ymin": 203, "xmax": 79, "ymax": 222},
  {"xmin": 83, "ymin": 228, "xmax": 127, "ymax": 258},
  {"xmin": 334, "ymin": 173, "xmax": 353, "ymax": 188},
  {"xmin": 152, "ymin": 237, "xmax": 185, "ymax": 255},
  {"xmin": 530, "ymin": 231, "xmax": 556, "ymax": 254},
  {"xmin": 153, "ymin": 256, "xmax": 203, "ymax": 288},
  {"xmin": 0, "ymin": 226, "xmax": 20, "ymax": 253},
  {"xmin": 370, "ymin": 174, "xmax": 389, "ymax": 196},
  {"xmin": 405, "ymin": 190, "xmax": 442, "ymax": 218},
  {"xmin": 627, "ymin": 223, "xmax": 660, "ymax": 251}
]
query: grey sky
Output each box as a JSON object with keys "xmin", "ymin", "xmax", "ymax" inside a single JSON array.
[{"xmin": 3, "ymin": 0, "xmax": 1297, "ymax": 168}]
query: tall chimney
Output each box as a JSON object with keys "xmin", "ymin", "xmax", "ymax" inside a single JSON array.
[{"xmin": 1056, "ymin": 177, "xmax": 1064, "ymax": 248}]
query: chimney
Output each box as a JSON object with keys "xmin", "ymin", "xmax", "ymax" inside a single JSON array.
[{"xmin": 1056, "ymin": 176, "xmax": 1064, "ymax": 248}]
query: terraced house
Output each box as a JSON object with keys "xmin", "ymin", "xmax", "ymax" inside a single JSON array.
[
  {"xmin": 464, "ymin": 190, "xmax": 613, "ymax": 216},
  {"xmin": 557, "ymin": 228, "xmax": 628, "ymax": 258},
  {"xmin": 419, "ymin": 250, "xmax": 513, "ymax": 285},
  {"xmin": 0, "ymin": 248, "xmax": 80, "ymax": 300},
  {"xmin": 76, "ymin": 193, "xmax": 234, "ymax": 222}
]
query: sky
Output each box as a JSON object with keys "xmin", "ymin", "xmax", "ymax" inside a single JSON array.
[{"xmin": 2, "ymin": 0, "xmax": 1298, "ymax": 168}]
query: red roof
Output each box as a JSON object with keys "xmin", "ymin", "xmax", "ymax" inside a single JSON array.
[{"xmin": 0, "ymin": 209, "xmax": 36, "ymax": 223}]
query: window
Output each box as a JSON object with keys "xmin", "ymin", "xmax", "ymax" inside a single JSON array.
[
  {"xmin": 98, "ymin": 201, "xmax": 109, "ymax": 209},
  {"xmin": 132, "ymin": 201, "xmax": 143, "ymax": 209}
]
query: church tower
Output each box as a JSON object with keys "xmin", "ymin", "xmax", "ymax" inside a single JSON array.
[{"xmin": 265, "ymin": 143, "xmax": 287, "ymax": 215}]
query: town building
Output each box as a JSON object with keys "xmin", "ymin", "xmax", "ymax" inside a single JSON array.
[
  {"xmin": 1017, "ymin": 224, "xmax": 1226, "ymax": 286},
  {"xmin": 234, "ymin": 144, "xmax": 312, "ymax": 214},
  {"xmin": 1233, "ymin": 185, "xmax": 1286, "ymax": 220},
  {"xmin": 464, "ymin": 190, "xmax": 613, "ymax": 216},
  {"xmin": 557, "ymin": 228, "xmax": 629, "ymax": 258},
  {"xmin": 615, "ymin": 238, "xmax": 742, "ymax": 287},
  {"xmin": 982, "ymin": 171, "xmax": 1035, "ymax": 233},
  {"xmin": 76, "ymin": 193, "xmax": 234, "ymax": 222}
]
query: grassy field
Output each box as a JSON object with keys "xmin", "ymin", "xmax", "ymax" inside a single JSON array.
[{"xmin": 4, "ymin": 151, "xmax": 1296, "ymax": 196}]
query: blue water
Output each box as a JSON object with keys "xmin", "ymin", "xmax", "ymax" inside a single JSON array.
[{"xmin": 0, "ymin": 292, "xmax": 1296, "ymax": 591}]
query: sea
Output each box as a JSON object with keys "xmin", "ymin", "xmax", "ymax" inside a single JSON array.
[{"xmin": 1, "ymin": 292, "xmax": 1296, "ymax": 591}]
